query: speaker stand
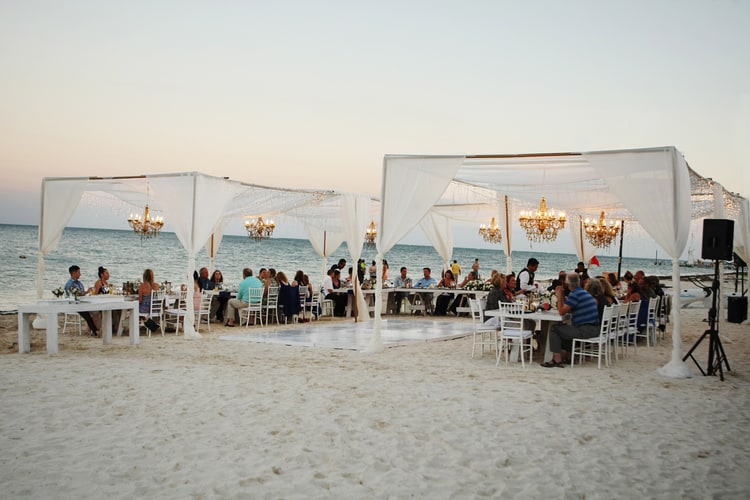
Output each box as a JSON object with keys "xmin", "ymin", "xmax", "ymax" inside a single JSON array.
[{"xmin": 683, "ymin": 260, "xmax": 731, "ymax": 380}]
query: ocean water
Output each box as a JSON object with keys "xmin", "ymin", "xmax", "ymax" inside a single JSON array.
[{"xmin": 1, "ymin": 224, "xmax": 703, "ymax": 313}]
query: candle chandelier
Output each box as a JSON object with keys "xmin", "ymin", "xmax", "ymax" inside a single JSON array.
[
  {"xmin": 518, "ymin": 197, "xmax": 566, "ymax": 243},
  {"xmin": 583, "ymin": 211, "xmax": 620, "ymax": 248},
  {"xmin": 364, "ymin": 220, "xmax": 377, "ymax": 247},
  {"xmin": 478, "ymin": 217, "xmax": 503, "ymax": 244},
  {"xmin": 127, "ymin": 204, "xmax": 164, "ymax": 241},
  {"xmin": 245, "ymin": 216, "xmax": 275, "ymax": 240}
]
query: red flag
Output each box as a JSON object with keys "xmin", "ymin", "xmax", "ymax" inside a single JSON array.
[{"xmin": 590, "ymin": 256, "xmax": 600, "ymax": 267}]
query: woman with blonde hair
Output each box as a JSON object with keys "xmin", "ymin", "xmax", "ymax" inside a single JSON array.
[{"xmin": 138, "ymin": 268, "xmax": 160, "ymax": 314}]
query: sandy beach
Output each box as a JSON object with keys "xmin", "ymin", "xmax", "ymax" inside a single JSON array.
[{"xmin": 2, "ymin": 302, "xmax": 749, "ymax": 499}]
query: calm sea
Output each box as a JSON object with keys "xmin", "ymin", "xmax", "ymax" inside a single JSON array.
[{"xmin": 0, "ymin": 224, "xmax": 703, "ymax": 313}]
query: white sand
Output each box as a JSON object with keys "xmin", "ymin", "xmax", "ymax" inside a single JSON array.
[{"xmin": 1, "ymin": 306, "xmax": 749, "ymax": 499}]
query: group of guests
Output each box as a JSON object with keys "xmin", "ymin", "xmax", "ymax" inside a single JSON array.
[
  {"xmin": 540, "ymin": 267, "xmax": 663, "ymax": 368},
  {"xmin": 64, "ymin": 264, "xmax": 117, "ymax": 337},
  {"xmin": 225, "ymin": 267, "xmax": 314, "ymax": 326}
]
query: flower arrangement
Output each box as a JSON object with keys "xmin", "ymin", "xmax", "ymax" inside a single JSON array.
[
  {"xmin": 52, "ymin": 287, "xmax": 65, "ymax": 299},
  {"xmin": 65, "ymin": 285, "xmax": 82, "ymax": 301},
  {"xmin": 540, "ymin": 290, "xmax": 558, "ymax": 309},
  {"xmin": 463, "ymin": 280, "xmax": 493, "ymax": 291}
]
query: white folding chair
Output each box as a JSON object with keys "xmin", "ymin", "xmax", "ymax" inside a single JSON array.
[
  {"xmin": 62, "ymin": 312, "xmax": 82, "ymax": 335},
  {"xmin": 164, "ymin": 290, "xmax": 188, "ymax": 335},
  {"xmin": 140, "ymin": 290, "xmax": 165, "ymax": 337},
  {"xmin": 624, "ymin": 300, "xmax": 641, "ymax": 355},
  {"xmin": 496, "ymin": 302, "xmax": 533, "ymax": 368},
  {"xmin": 195, "ymin": 290, "xmax": 213, "ymax": 333},
  {"xmin": 640, "ymin": 296, "xmax": 659, "ymax": 346},
  {"xmin": 263, "ymin": 286, "xmax": 280, "ymax": 324},
  {"xmin": 469, "ymin": 298, "xmax": 496, "ymax": 359},
  {"xmin": 571, "ymin": 305, "xmax": 613, "ymax": 369},
  {"xmin": 240, "ymin": 287, "xmax": 264, "ymax": 327}
]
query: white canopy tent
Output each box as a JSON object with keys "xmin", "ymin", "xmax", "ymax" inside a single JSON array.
[
  {"xmin": 369, "ymin": 146, "xmax": 749, "ymax": 378},
  {"xmin": 35, "ymin": 173, "xmax": 380, "ymax": 334}
]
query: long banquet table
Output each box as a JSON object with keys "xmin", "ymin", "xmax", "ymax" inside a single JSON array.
[
  {"xmin": 18, "ymin": 296, "xmax": 140, "ymax": 355},
  {"xmin": 333, "ymin": 287, "xmax": 489, "ymax": 316}
]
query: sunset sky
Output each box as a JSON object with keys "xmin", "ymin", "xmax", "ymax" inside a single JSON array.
[{"xmin": 1, "ymin": 1, "xmax": 748, "ymax": 257}]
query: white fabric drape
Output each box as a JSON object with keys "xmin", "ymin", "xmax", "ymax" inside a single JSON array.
[
  {"xmin": 339, "ymin": 194, "xmax": 371, "ymax": 323},
  {"xmin": 419, "ymin": 211, "xmax": 454, "ymax": 271},
  {"xmin": 305, "ymin": 224, "xmax": 345, "ymax": 289},
  {"xmin": 500, "ymin": 195, "xmax": 513, "ymax": 275},
  {"xmin": 151, "ymin": 173, "xmax": 244, "ymax": 339},
  {"xmin": 570, "ymin": 217, "xmax": 596, "ymax": 266},
  {"xmin": 735, "ymin": 199, "xmax": 750, "ymax": 266},
  {"xmin": 366, "ymin": 156, "xmax": 464, "ymax": 352},
  {"xmin": 206, "ymin": 219, "xmax": 228, "ymax": 273},
  {"xmin": 33, "ymin": 178, "xmax": 87, "ymax": 328}
]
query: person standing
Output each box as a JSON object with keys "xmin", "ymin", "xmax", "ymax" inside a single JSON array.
[
  {"xmin": 541, "ymin": 273, "xmax": 600, "ymax": 368},
  {"xmin": 516, "ymin": 258, "xmax": 540, "ymax": 294},
  {"xmin": 65, "ymin": 265, "xmax": 98, "ymax": 337},
  {"xmin": 451, "ymin": 260, "xmax": 462, "ymax": 280},
  {"xmin": 471, "ymin": 259, "xmax": 481, "ymax": 281}
]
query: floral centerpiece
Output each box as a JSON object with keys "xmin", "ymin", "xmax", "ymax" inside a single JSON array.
[
  {"xmin": 463, "ymin": 280, "xmax": 493, "ymax": 291},
  {"xmin": 52, "ymin": 287, "xmax": 65, "ymax": 299},
  {"xmin": 539, "ymin": 290, "xmax": 558, "ymax": 310},
  {"xmin": 65, "ymin": 285, "xmax": 82, "ymax": 301}
]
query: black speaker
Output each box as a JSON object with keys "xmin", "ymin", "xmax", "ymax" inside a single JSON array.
[{"xmin": 701, "ymin": 219, "xmax": 734, "ymax": 261}]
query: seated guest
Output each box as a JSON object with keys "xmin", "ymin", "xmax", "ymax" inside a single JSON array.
[
  {"xmin": 382, "ymin": 259, "xmax": 389, "ymax": 281},
  {"xmin": 65, "ymin": 265, "xmax": 99, "ymax": 337},
  {"xmin": 368, "ymin": 260, "xmax": 378, "ymax": 280},
  {"xmin": 541, "ymin": 272, "xmax": 599, "ymax": 368},
  {"xmin": 458, "ymin": 270, "xmax": 478, "ymax": 289},
  {"xmin": 413, "ymin": 267, "xmax": 437, "ymax": 314},
  {"xmin": 276, "ymin": 271, "xmax": 301, "ymax": 322},
  {"xmin": 95, "ymin": 266, "xmax": 118, "ymax": 333},
  {"xmin": 196, "ymin": 267, "xmax": 215, "ymax": 291},
  {"xmin": 585, "ymin": 279, "xmax": 610, "ymax": 322},
  {"xmin": 392, "ymin": 266, "xmax": 412, "ymax": 314},
  {"xmin": 598, "ymin": 276, "xmax": 619, "ymax": 305},
  {"xmin": 323, "ymin": 267, "xmax": 348, "ymax": 317},
  {"xmin": 548, "ymin": 271, "xmax": 567, "ymax": 292},
  {"xmin": 138, "ymin": 268, "xmax": 160, "ymax": 315},
  {"xmin": 485, "ymin": 273, "xmax": 512, "ymax": 312},
  {"xmin": 210, "ymin": 269, "xmax": 227, "ymax": 322},
  {"xmin": 623, "ymin": 282, "xmax": 641, "ymax": 303},
  {"xmin": 225, "ymin": 268, "xmax": 262, "ymax": 327},
  {"xmin": 606, "ymin": 272, "xmax": 621, "ymax": 293},
  {"xmin": 414, "ymin": 267, "xmax": 437, "ymax": 289},
  {"xmin": 433, "ymin": 270, "xmax": 457, "ymax": 316},
  {"xmin": 293, "ymin": 270, "xmax": 313, "ymax": 300}
]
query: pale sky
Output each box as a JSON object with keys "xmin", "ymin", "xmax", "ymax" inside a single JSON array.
[{"xmin": 1, "ymin": 0, "xmax": 748, "ymax": 257}]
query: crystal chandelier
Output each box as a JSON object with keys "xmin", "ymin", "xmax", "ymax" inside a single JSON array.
[
  {"xmin": 244, "ymin": 216, "xmax": 275, "ymax": 240},
  {"xmin": 583, "ymin": 211, "xmax": 620, "ymax": 248},
  {"xmin": 479, "ymin": 217, "xmax": 503, "ymax": 244},
  {"xmin": 518, "ymin": 197, "xmax": 566, "ymax": 243},
  {"xmin": 127, "ymin": 204, "xmax": 164, "ymax": 241},
  {"xmin": 364, "ymin": 220, "xmax": 377, "ymax": 247}
]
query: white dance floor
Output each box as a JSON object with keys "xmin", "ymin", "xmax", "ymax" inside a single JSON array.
[{"xmin": 219, "ymin": 318, "xmax": 472, "ymax": 350}]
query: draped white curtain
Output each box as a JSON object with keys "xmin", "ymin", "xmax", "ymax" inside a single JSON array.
[
  {"xmin": 419, "ymin": 211, "xmax": 454, "ymax": 271},
  {"xmin": 570, "ymin": 216, "xmax": 596, "ymax": 266},
  {"xmin": 735, "ymin": 199, "xmax": 750, "ymax": 266},
  {"xmin": 305, "ymin": 224, "xmax": 345, "ymax": 291},
  {"xmin": 339, "ymin": 194, "xmax": 371, "ymax": 323},
  {"xmin": 499, "ymin": 195, "xmax": 513, "ymax": 275},
  {"xmin": 150, "ymin": 173, "xmax": 245, "ymax": 339},
  {"xmin": 366, "ymin": 156, "xmax": 464, "ymax": 352},
  {"xmin": 206, "ymin": 219, "xmax": 228, "ymax": 273}
]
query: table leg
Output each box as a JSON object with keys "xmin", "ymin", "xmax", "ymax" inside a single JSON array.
[
  {"xmin": 102, "ymin": 310, "xmax": 113, "ymax": 345},
  {"xmin": 18, "ymin": 312, "xmax": 31, "ymax": 353},
  {"xmin": 46, "ymin": 312, "xmax": 59, "ymax": 355},
  {"xmin": 129, "ymin": 305, "xmax": 139, "ymax": 345}
]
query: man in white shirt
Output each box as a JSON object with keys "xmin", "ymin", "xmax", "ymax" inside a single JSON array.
[{"xmin": 516, "ymin": 258, "xmax": 540, "ymax": 293}]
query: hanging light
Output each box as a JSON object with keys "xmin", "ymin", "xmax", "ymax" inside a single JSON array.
[
  {"xmin": 583, "ymin": 211, "xmax": 620, "ymax": 248},
  {"xmin": 364, "ymin": 220, "xmax": 377, "ymax": 247},
  {"xmin": 518, "ymin": 197, "xmax": 566, "ymax": 243},
  {"xmin": 245, "ymin": 216, "xmax": 275, "ymax": 240},
  {"xmin": 478, "ymin": 217, "xmax": 503, "ymax": 244},
  {"xmin": 127, "ymin": 204, "xmax": 164, "ymax": 241}
]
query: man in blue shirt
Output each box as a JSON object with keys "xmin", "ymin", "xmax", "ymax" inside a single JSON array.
[
  {"xmin": 64, "ymin": 265, "xmax": 99, "ymax": 337},
  {"xmin": 413, "ymin": 267, "xmax": 437, "ymax": 314},
  {"xmin": 542, "ymin": 272, "xmax": 600, "ymax": 367},
  {"xmin": 225, "ymin": 268, "xmax": 263, "ymax": 327}
]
